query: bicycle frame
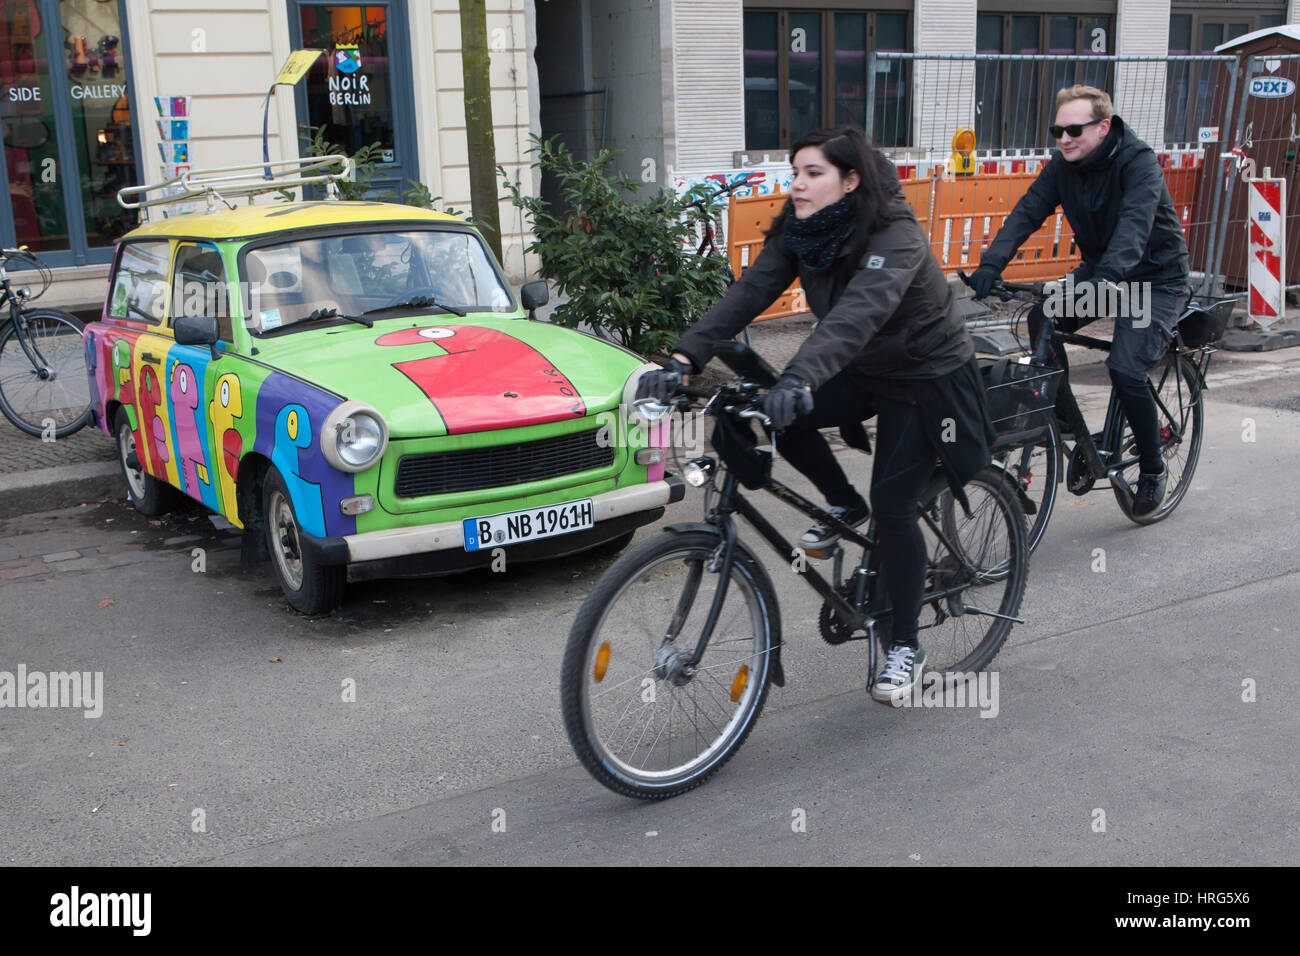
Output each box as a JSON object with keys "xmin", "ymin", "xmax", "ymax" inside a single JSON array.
[
  {"xmin": 1023, "ymin": 305, "xmax": 1213, "ymax": 489},
  {"xmin": 0, "ymin": 272, "xmax": 54, "ymax": 381},
  {"xmin": 680, "ymin": 442, "xmax": 982, "ymax": 683}
]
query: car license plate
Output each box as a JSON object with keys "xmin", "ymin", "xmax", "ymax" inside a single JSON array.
[{"xmin": 463, "ymin": 499, "xmax": 595, "ymax": 551}]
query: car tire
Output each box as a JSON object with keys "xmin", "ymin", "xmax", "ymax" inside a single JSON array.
[
  {"xmin": 114, "ymin": 407, "xmax": 174, "ymax": 516},
  {"xmin": 263, "ymin": 466, "xmax": 345, "ymax": 615}
]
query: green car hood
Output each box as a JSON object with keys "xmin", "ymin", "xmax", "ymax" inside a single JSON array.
[{"xmin": 253, "ymin": 316, "xmax": 644, "ymax": 438}]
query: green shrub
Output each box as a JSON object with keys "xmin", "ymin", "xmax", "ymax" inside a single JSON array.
[{"xmin": 502, "ymin": 135, "xmax": 731, "ymax": 357}]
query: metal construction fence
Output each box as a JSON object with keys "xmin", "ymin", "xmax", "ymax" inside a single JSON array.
[
  {"xmin": 866, "ymin": 52, "xmax": 1247, "ymax": 300},
  {"xmin": 668, "ymin": 51, "xmax": 1298, "ymax": 325},
  {"xmin": 1211, "ymin": 53, "xmax": 1300, "ymax": 297}
]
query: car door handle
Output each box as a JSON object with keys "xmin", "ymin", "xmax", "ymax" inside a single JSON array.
[{"xmin": 141, "ymin": 352, "xmax": 162, "ymax": 365}]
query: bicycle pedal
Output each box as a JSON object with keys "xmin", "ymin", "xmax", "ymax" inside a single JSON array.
[{"xmin": 801, "ymin": 545, "xmax": 839, "ymax": 561}]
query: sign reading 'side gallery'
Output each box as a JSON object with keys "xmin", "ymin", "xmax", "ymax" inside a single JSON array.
[{"xmin": 5, "ymin": 83, "xmax": 127, "ymax": 102}]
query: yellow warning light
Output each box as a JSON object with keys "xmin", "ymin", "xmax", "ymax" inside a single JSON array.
[
  {"xmin": 593, "ymin": 642, "xmax": 611, "ymax": 682},
  {"xmin": 948, "ymin": 126, "xmax": 977, "ymax": 176},
  {"xmin": 730, "ymin": 665, "xmax": 750, "ymax": 703}
]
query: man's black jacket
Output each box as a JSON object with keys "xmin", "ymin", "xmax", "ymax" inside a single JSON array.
[{"xmin": 979, "ymin": 115, "xmax": 1189, "ymax": 288}]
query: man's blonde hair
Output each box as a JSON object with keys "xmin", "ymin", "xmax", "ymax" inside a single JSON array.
[{"xmin": 1055, "ymin": 85, "xmax": 1114, "ymax": 122}]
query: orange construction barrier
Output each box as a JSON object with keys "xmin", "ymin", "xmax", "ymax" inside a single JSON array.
[{"xmin": 725, "ymin": 164, "xmax": 1203, "ymax": 321}]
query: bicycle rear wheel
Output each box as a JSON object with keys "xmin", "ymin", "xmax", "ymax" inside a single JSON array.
[
  {"xmin": 991, "ymin": 421, "xmax": 1060, "ymax": 554},
  {"xmin": 920, "ymin": 468, "xmax": 1029, "ymax": 674},
  {"xmin": 561, "ymin": 529, "xmax": 778, "ymax": 800},
  {"xmin": 0, "ymin": 309, "xmax": 91, "ymax": 437},
  {"xmin": 1110, "ymin": 350, "xmax": 1203, "ymax": 525}
]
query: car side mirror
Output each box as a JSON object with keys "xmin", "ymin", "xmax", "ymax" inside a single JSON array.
[
  {"xmin": 173, "ymin": 314, "xmax": 221, "ymax": 361},
  {"xmin": 520, "ymin": 280, "xmax": 549, "ymax": 319}
]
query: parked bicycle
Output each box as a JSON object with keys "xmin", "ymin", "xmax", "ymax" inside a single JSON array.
[
  {"xmin": 682, "ymin": 172, "xmax": 762, "ymax": 284},
  {"xmin": 0, "ymin": 247, "xmax": 92, "ymax": 438},
  {"xmin": 961, "ymin": 270, "xmax": 1230, "ymax": 551},
  {"xmin": 560, "ymin": 342, "xmax": 1029, "ymax": 799},
  {"xmin": 681, "ymin": 174, "xmax": 763, "ymax": 350}
]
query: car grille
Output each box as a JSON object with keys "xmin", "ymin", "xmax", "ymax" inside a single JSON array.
[{"xmin": 393, "ymin": 428, "xmax": 615, "ymax": 498}]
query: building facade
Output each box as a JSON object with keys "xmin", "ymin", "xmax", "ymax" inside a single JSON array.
[{"xmin": 1, "ymin": 0, "xmax": 1297, "ymax": 306}]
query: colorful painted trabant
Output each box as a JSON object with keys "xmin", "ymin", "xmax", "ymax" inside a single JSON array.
[{"xmin": 86, "ymin": 200, "xmax": 681, "ymax": 613}]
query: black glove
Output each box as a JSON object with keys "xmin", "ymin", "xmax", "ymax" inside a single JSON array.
[
  {"xmin": 968, "ymin": 264, "xmax": 1001, "ymax": 300},
  {"xmin": 762, "ymin": 373, "xmax": 814, "ymax": 430},
  {"xmin": 635, "ymin": 358, "xmax": 692, "ymax": 403}
]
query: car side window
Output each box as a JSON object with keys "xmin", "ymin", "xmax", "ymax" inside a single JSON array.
[
  {"xmin": 171, "ymin": 242, "xmax": 233, "ymax": 343},
  {"xmin": 109, "ymin": 241, "xmax": 171, "ymax": 324}
]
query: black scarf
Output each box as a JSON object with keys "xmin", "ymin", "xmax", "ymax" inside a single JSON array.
[{"xmin": 781, "ymin": 195, "xmax": 856, "ymax": 273}]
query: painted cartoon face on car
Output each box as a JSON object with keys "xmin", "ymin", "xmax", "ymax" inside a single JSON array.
[
  {"xmin": 209, "ymin": 372, "xmax": 243, "ymax": 508},
  {"xmin": 376, "ymin": 325, "xmax": 586, "ymax": 434}
]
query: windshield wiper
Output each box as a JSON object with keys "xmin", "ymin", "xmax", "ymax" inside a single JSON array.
[
  {"xmin": 364, "ymin": 295, "xmax": 467, "ymax": 318},
  {"xmin": 304, "ymin": 307, "xmax": 373, "ymax": 328}
]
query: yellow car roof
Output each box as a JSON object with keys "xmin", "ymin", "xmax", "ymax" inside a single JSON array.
[{"xmin": 124, "ymin": 200, "xmax": 465, "ymax": 242}]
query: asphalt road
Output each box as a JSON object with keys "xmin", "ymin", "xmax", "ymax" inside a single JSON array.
[{"xmin": 1, "ymin": 350, "xmax": 1298, "ymax": 866}]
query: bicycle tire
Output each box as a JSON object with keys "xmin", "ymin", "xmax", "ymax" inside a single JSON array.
[
  {"xmin": 561, "ymin": 529, "xmax": 778, "ymax": 800},
  {"xmin": 1109, "ymin": 351, "xmax": 1203, "ymax": 525},
  {"xmin": 0, "ymin": 308, "xmax": 92, "ymax": 437},
  {"xmin": 991, "ymin": 421, "xmax": 1060, "ymax": 554},
  {"xmin": 921, "ymin": 467, "xmax": 1029, "ymax": 674}
]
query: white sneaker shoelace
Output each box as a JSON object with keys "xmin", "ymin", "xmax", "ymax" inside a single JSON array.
[{"xmin": 878, "ymin": 646, "xmax": 916, "ymax": 684}]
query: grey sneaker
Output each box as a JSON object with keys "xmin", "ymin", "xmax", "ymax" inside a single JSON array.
[
  {"xmin": 870, "ymin": 643, "xmax": 927, "ymax": 703},
  {"xmin": 800, "ymin": 501, "xmax": 870, "ymax": 550}
]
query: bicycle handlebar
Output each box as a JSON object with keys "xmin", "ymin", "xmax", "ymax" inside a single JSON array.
[
  {"xmin": 956, "ymin": 268, "xmax": 1046, "ymax": 301},
  {"xmin": 683, "ymin": 174, "xmax": 763, "ymax": 210}
]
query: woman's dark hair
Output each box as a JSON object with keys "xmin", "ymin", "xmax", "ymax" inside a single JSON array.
[{"xmin": 764, "ymin": 125, "xmax": 900, "ymax": 268}]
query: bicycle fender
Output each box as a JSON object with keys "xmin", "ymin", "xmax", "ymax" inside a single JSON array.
[{"xmin": 663, "ymin": 521, "xmax": 785, "ymax": 688}]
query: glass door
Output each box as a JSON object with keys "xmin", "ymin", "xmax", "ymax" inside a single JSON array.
[{"xmin": 287, "ymin": 0, "xmax": 418, "ymax": 197}]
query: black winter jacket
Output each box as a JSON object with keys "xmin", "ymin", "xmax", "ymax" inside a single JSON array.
[
  {"xmin": 979, "ymin": 115, "xmax": 1189, "ymax": 288},
  {"xmin": 673, "ymin": 190, "xmax": 973, "ymax": 389}
]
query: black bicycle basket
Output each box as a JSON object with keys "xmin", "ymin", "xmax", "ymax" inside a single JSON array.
[
  {"xmin": 710, "ymin": 410, "xmax": 772, "ymax": 489},
  {"xmin": 981, "ymin": 357, "xmax": 1064, "ymax": 448},
  {"xmin": 1176, "ymin": 298, "xmax": 1232, "ymax": 349}
]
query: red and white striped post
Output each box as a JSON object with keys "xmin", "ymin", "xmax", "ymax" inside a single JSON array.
[{"xmin": 1247, "ymin": 173, "xmax": 1287, "ymax": 327}]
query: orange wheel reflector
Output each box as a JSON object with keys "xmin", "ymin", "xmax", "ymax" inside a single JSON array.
[
  {"xmin": 594, "ymin": 642, "xmax": 611, "ymax": 682},
  {"xmin": 730, "ymin": 665, "xmax": 749, "ymax": 703}
]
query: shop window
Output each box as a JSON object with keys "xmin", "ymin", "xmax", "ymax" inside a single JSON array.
[
  {"xmin": 743, "ymin": 7, "xmax": 911, "ymax": 150},
  {"xmin": 0, "ymin": 0, "xmax": 140, "ymax": 265}
]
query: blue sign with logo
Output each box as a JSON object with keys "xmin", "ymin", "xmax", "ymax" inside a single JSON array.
[{"xmin": 1249, "ymin": 77, "xmax": 1296, "ymax": 98}]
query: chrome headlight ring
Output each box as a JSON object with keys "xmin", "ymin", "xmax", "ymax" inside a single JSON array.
[{"xmin": 321, "ymin": 400, "xmax": 389, "ymax": 473}]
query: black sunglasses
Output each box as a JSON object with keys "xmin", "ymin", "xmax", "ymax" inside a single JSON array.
[{"xmin": 1050, "ymin": 118, "xmax": 1105, "ymax": 139}]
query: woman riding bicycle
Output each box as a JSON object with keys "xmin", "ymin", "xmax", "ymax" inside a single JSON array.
[{"xmin": 639, "ymin": 125, "xmax": 995, "ymax": 702}]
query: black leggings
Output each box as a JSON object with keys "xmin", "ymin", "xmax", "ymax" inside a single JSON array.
[{"xmin": 774, "ymin": 371, "xmax": 936, "ymax": 648}]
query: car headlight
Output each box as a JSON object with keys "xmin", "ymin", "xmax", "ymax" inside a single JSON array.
[
  {"xmin": 624, "ymin": 362, "xmax": 674, "ymax": 427},
  {"xmin": 322, "ymin": 400, "xmax": 389, "ymax": 473}
]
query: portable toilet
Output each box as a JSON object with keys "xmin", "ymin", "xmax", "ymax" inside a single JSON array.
[{"xmin": 1190, "ymin": 25, "xmax": 1300, "ymax": 291}]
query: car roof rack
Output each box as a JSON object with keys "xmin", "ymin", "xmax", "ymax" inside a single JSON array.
[{"xmin": 116, "ymin": 155, "xmax": 355, "ymax": 217}]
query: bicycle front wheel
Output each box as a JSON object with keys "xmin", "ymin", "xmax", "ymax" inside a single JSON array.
[
  {"xmin": 1110, "ymin": 351, "xmax": 1203, "ymax": 525},
  {"xmin": 0, "ymin": 309, "xmax": 92, "ymax": 437},
  {"xmin": 922, "ymin": 468, "xmax": 1029, "ymax": 674},
  {"xmin": 561, "ymin": 529, "xmax": 778, "ymax": 800}
]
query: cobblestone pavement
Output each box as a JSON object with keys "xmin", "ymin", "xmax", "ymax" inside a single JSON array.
[{"xmin": 0, "ymin": 420, "xmax": 115, "ymax": 475}]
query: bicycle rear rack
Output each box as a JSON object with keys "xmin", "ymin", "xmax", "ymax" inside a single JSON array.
[{"xmin": 116, "ymin": 155, "xmax": 354, "ymax": 217}]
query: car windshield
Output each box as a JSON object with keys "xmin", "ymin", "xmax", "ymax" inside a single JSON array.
[{"xmin": 243, "ymin": 229, "xmax": 514, "ymax": 334}]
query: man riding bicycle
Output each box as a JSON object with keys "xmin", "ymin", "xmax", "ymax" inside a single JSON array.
[{"xmin": 968, "ymin": 85, "xmax": 1191, "ymax": 517}]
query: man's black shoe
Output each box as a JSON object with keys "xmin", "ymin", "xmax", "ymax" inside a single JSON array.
[{"xmin": 1132, "ymin": 466, "xmax": 1168, "ymax": 517}]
